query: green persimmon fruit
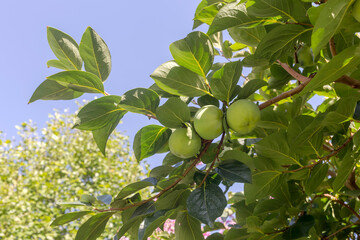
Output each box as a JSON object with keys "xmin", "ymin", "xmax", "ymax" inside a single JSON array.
[
  {"xmin": 168, "ymin": 128, "xmax": 201, "ymax": 159},
  {"xmin": 297, "ymin": 45, "xmax": 314, "ymax": 67},
  {"xmin": 226, "ymin": 99, "xmax": 260, "ymax": 135},
  {"xmin": 194, "ymin": 105, "xmax": 224, "ymax": 140},
  {"xmin": 353, "ymin": 0, "xmax": 360, "ymax": 23}
]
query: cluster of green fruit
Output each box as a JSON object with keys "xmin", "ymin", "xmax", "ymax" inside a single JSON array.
[{"xmin": 168, "ymin": 99, "xmax": 260, "ymax": 159}]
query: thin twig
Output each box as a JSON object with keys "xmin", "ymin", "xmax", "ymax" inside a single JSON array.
[
  {"xmin": 146, "ymin": 114, "xmax": 158, "ymax": 120},
  {"xmin": 283, "ymin": 135, "xmax": 354, "ymax": 173},
  {"xmin": 319, "ymin": 194, "xmax": 360, "ymax": 220},
  {"xmin": 94, "ymin": 141, "xmax": 213, "ymax": 213},
  {"xmin": 323, "ymin": 223, "xmax": 357, "ymax": 240},
  {"xmin": 336, "ymin": 75, "xmax": 360, "ymax": 89},
  {"xmin": 329, "ymin": 37, "xmax": 337, "ymax": 57},
  {"xmin": 259, "ymin": 77, "xmax": 312, "ymax": 110},
  {"xmin": 198, "ymin": 133, "xmax": 226, "ymax": 188},
  {"xmin": 277, "ymin": 60, "xmax": 311, "ymax": 83}
]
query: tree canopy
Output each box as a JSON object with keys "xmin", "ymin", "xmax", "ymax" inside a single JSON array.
[
  {"xmin": 28, "ymin": 0, "xmax": 360, "ymax": 239},
  {"xmin": 0, "ymin": 111, "xmax": 147, "ymax": 239}
]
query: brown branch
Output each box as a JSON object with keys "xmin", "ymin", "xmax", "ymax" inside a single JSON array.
[
  {"xmin": 94, "ymin": 141, "xmax": 213, "ymax": 213},
  {"xmin": 336, "ymin": 75, "xmax": 360, "ymax": 89},
  {"xmin": 259, "ymin": 77, "xmax": 312, "ymax": 110},
  {"xmin": 104, "ymin": 91, "xmax": 110, "ymax": 96},
  {"xmin": 277, "ymin": 60, "xmax": 311, "ymax": 83},
  {"xmin": 146, "ymin": 114, "xmax": 158, "ymax": 120},
  {"xmin": 323, "ymin": 223, "xmax": 358, "ymax": 240},
  {"xmin": 318, "ymin": 194, "xmax": 360, "ymax": 220},
  {"xmin": 198, "ymin": 133, "xmax": 226, "ymax": 188},
  {"xmin": 284, "ymin": 135, "xmax": 353, "ymax": 173},
  {"xmin": 329, "ymin": 38, "xmax": 337, "ymax": 57}
]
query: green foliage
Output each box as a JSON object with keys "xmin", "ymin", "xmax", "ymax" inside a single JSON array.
[
  {"xmin": 29, "ymin": 0, "xmax": 360, "ymax": 239},
  {"xmin": 0, "ymin": 111, "xmax": 146, "ymax": 239}
]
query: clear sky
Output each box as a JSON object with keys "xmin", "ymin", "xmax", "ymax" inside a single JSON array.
[{"xmin": 0, "ymin": 0, "xmax": 204, "ymax": 141}]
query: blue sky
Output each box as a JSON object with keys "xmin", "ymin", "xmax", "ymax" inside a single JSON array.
[{"xmin": 0, "ymin": 1, "xmax": 204, "ymax": 141}]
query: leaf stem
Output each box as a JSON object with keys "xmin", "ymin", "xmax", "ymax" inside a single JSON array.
[{"xmin": 94, "ymin": 141, "xmax": 213, "ymax": 213}]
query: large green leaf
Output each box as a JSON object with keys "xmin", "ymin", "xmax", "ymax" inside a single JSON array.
[
  {"xmin": 187, "ymin": 183, "xmax": 227, "ymax": 227},
  {"xmin": 47, "ymin": 71, "xmax": 104, "ymax": 94},
  {"xmin": 228, "ymin": 25, "xmax": 266, "ymax": 47},
  {"xmin": 311, "ymin": 0, "xmax": 355, "ymax": 56},
  {"xmin": 80, "ymin": 27, "xmax": 111, "ymax": 82},
  {"xmin": 156, "ymin": 97, "xmax": 191, "ymax": 128},
  {"xmin": 74, "ymin": 95, "xmax": 125, "ymax": 130},
  {"xmin": 301, "ymin": 46, "xmax": 360, "ymax": 95},
  {"xmin": 282, "ymin": 215, "xmax": 315, "ymax": 240},
  {"xmin": 215, "ymin": 159, "xmax": 252, "ymax": 183},
  {"xmin": 150, "ymin": 61, "xmax": 210, "ymax": 97},
  {"xmin": 92, "ymin": 110, "xmax": 126, "ymax": 155},
  {"xmin": 170, "ymin": 31, "xmax": 214, "ymax": 78},
  {"xmin": 304, "ymin": 163, "xmax": 328, "ymax": 195},
  {"xmin": 47, "ymin": 27, "xmax": 82, "ymax": 70},
  {"xmin": 118, "ymin": 88, "xmax": 160, "ymax": 117},
  {"xmin": 208, "ymin": 60, "xmax": 242, "ymax": 103},
  {"xmin": 114, "ymin": 180, "xmax": 155, "ymax": 200},
  {"xmin": 247, "ymin": 0, "xmax": 310, "ymax": 23},
  {"xmin": 254, "ymin": 25, "xmax": 311, "ymax": 63},
  {"xmin": 207, "ymin": 3, "xmax": 263, "ymax": 35},
  {"xmin": 254, "ymin": 132, "xmax": 301, "ymax": 166},
  {"xmin": 50, "ymin": 211, "xmax": 93, "ymax": 226},
  {"xmin": 175, "ymin": 212, "xmax": 204, "ymax": 240},
  {"xmin": 133, "ymin": 125, "xmax": 172, "ymax": 161},
  {"xmin": 333, "ymin": 151, "xmax": 358, "ymax": 192},
  {"xmin": 75, "ymin": 212, "xmax": 114, "ymax": 240},
  {"xmin": 29, "ymin": 80, "xmax": 83, "ymax": 103},
  {"xmin": 244, "ymin": 170, "xmax": 282, "ymax": 204},
  {"xmin": 323, "ymin": 97, "xmax": 357, "ymax": 125},
  {"xmin": 46, "ymin": 59, "xmax": 73, "ymax": 70},
  {"xmin": 237, "ymin": 79, "xmax": 267, "ymax": 99}
]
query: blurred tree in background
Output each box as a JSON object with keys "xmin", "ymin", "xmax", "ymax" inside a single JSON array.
[{"xmin": 0, "ymin": 110, "xmax": 147, "ymax": 239}]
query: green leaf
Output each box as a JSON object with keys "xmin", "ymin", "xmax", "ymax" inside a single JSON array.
[
  {"xmin": 162, "ymin": 152, "xmax": 185, "ymax": 166},
  {"xmin": 79, "ymin": 27, "xmax": 111, "ymax": 82},
  {"xmin": 282, "ymin": 215, "xmax": 315, "ymax": 240},
  {"xmin": 254, "ymin": 25, "xmax": 311, "ymax": 64},
  {"xmin": 304, "ymin": 163, "xmax": 329, "ymax": 195},
  {"xmin": 74, "ymin": 96, "xmax": 125, "ymax": 131},
  {"xmin": 187, "ymin": 183, "xmax": 227, "ymax": 227},
  {"xmin": 215, "ymin": 159, "xmax": 252, "ymax": 183},
  {"xmin": 175, "ymin": 212, "xmax": 204, "ymax": 240},
  {"xmin": 133, "ymin": 125, "xmax": 172, "ymax": 161},
  {"xmin": 257, "ymin": 107, "xmax": 288, "ymax": 130},
  {"xmin": 75, "ymin": 212, "xmax": 114, "ymax": 240},
  {"xmin": 50, "ymin": 211, "xmax": 93, "ymax": 226},
  {"xmin": 118, "ymin": 88, "xmax": 160, "ymax": 117},
  {"xmin": 244, "ymin": 170, "xmax": 282, "ymax": 204},
  {"xmin": 311, "ymin": 0, "xmax": 355, "ymax": 56},
  {"xmin": 237, "ymin": 79, "xmax": 267, "ymax": 99},
  {"xmin": 47, "ymin": 71, "xmax": 104, "ymax": 94},
  {"xmin": 80, "ymin": 194, "xmax": 97, "ymax": 205},
  {"xmin": 301, "ymin": 46, "xmax": 360, "ymax": 95},
  {"xmin": 47, "ymin": 27, "xmax": 82, "ymax": 70},
  {"xmin": 131, "ymin": 201, "xmax": 155, "ymax": 219},
  {"xmin": 156, "ymin": 97, "xmax": 191, "ymax": 128},
  {"xmin": 323, "ymin": 97, "xmax": 357, "ymax": 125},
  {"xmin": 254, "ymin": 132, "xmax": 301, "ymax": 166},
  {"xmin": 208, "ymin": 60, "xmax": 242, "ymax": 103},
  {"xmin": 92, "ymin": 111, "xmax": 126, "ymax": 155},
  {"xmin": 149, "ymin": 165, "xmax": 174, "ymax": 179},
  {"xmin": 29, "ymin": 80, "xmax": 83, "ymax": 103},
  {"xmin": 207, "ymin": 3, "xmax": 263, "ymax": 35},
  {"xmin": 155, "ymin": 189, "xmax": 190, "ymax": 210},
  {"xmin": 150, "ymin": 61, "xmax": 210, "ymax": 97},
  {"xmin": 139, "ymin": 208, "xmax": 180, "ymax": 240},
  {"xmin": 114, "ymin": 208, "xmax": 143, "ymax": 240},
  {"xmin": 228, "ymin": 25, "xmax": 266, "ymax": 47},
  {"xmin": 247, "ymin": 0, "xmax": 310, "ymax": 23},
  {"xmin": 333, "ymin": 152, "xmax": 357, "ymax": 192},
  {"xmin": 46, "ymin": 59, "xmax": 73, "ymax": 70},
  {"xmin": 194, "ymin": 3, "xmax": 223, "ymax": 25},
  {"xmin": 170, "ymin": 31, "xmax": 214, "ymax": 78},
  {"xmin": 114, "ymin": 180, "xmax": 154, "ymax": 200},
  {"xmin": 198, "ymin": 95, "xmax": 220, "ymax": 107}
]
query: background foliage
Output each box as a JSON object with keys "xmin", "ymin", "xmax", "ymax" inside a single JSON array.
[{"xmin": 0, "ymin": 110, "xmax": 146, "ymax": 239}]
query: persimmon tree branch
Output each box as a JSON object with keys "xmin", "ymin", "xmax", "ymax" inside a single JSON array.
[
  {"xmin": 329, "ymin": 37, "xmax": 337, "ymax": 57},
  {"xmin": 259, "ymin": 77, "xmax": 312, "ymax": 110},
  {"xmin": 323, "ymin": 223, "xmax": 359, "ymax": 240},
  {"xmin": 317, "ymin": 194, "xmax": 360, "ymax": 220},
  {"xmin": 94, "ymin": 141, "xmax": 213, "ymax": 213},
  {"xmin": 198, "ymin": 132, "xmax": 226, "ymax": 188},
  {"xmin": 283, "ymin": 135, "xmax": 354, "ymax": 173},
  {"xmin": 276, "ymin": 60, "xmax": 311, "ymax": 83}
]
